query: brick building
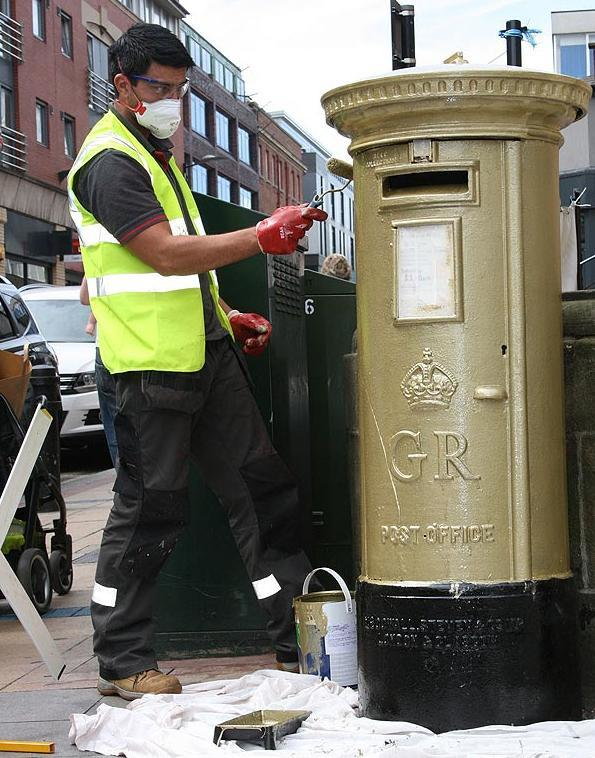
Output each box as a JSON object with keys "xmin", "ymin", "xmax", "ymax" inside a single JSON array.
[
  {"xmin": 251, "ymin": 105, "xmax": 305, "ymax": 216},
  {"xmin": 0, "ymin": 0, "xmax": 147, "ymax": 286},
  {"xmin": 182, "ymin": 22, "xmax": 259, "ymax": 210},
  {"xmin": 0, "ymin": 1, "xmax": 258, "ymax": 288}
]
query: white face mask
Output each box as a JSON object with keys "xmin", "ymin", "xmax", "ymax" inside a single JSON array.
[{"xmin": 134, "ymin": 98, "xmax": 181, "ymax": 139}]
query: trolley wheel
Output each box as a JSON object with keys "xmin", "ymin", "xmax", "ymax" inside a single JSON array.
[
  {"xmin": 16, "ymin": 548, "xmax": 52, "ymax": 614},
  {"xmin": 49, "ymin": 549, "xmax": 73, "ymax": 595}
]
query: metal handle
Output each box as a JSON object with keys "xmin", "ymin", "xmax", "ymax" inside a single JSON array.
[{"xmin": 302, "ymin": 567, "xmax": 353, "ymax": 614}]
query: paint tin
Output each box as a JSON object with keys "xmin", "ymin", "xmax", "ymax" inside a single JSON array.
[{"xmin": 293, "ymin": 567, "xmax": 357, "ymax": 687}]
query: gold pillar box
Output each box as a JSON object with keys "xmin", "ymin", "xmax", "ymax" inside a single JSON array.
[{"xmin": 322, "ymin": 66, "xmax": 590, "ymax": 730}]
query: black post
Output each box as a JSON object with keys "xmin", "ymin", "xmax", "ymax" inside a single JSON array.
[
  {"xmin": 391, "ymin": 2, "xmax": 416, "ymax": 70},
  {"xmin": 506, "ymin": 19, "xmax": 523, "ymax": 66}
]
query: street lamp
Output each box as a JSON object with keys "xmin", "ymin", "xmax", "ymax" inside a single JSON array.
[{"xmin": 182, "ymin": 154, "xmax": 227, "ymax": 172}]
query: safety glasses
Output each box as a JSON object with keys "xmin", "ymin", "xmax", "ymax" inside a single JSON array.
[{"xmin": 129, "ymin": 74, "xmax": 190, "ymax": 99}]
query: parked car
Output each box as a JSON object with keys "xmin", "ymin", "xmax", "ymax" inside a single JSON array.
[
  {"xmin": 20, "ymin": 285, "xmax": 102, "ymax": 445},
  {"xmin": 0, "ymin": 276, "xmax": 57, "ymax": 372},
  {"xmin": 0, "ymin": 276, "xmax": 62, "ymax": 491}
]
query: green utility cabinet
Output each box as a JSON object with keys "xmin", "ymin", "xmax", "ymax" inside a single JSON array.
[
  {"xmin": 303, "ymin": 270, "xmax": 357, "ymax": 588},
  {"xmin": 155, "ymin": 195, "xmax": 312, "ymax": 658}
]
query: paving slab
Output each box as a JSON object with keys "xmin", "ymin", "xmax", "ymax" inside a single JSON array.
[
  {"xmin": 0, "ymin": 688, "xmax": 101, "ymax": 723},
  {"xmin": 0, "ymin": 688, "xmax": 125, "ymax": 757}
]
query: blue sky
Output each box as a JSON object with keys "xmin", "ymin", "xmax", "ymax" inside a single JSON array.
[{"xmin": 185, "ymin": 0, "xmax": 595, "ymax": 157}]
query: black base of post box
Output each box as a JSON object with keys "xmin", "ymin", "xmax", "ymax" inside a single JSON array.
[{"xmin": 357, "ymin": 577, "xmax": 581, "ymax": 731}]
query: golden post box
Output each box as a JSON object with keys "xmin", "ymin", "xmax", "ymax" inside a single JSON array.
[{"xmin": 322, "ymin": 66, "xmax": 590, "ymax": 731}]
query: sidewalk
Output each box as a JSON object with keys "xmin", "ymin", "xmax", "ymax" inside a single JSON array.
[{"xmin": 0, "ymin": 467, "xmax": 274, "ymax": 757}]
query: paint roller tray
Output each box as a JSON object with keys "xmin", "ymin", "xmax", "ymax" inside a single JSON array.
[{"xmin": 213, "ymin": 709, "xmax": 311, "ymax": 750}]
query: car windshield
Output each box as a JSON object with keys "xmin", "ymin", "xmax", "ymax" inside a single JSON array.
[{"xmin": 24, "ymin": 299, "xmax": 94, "ymax": 343}]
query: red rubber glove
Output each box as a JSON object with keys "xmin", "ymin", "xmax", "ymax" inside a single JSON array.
[
  {"xmin": 228, "ymin": 310, "xmax": 272, "ymax": 356},
  {"xmin": 255, "ymin": 205, "xmax": 328, "ymax": 255}
]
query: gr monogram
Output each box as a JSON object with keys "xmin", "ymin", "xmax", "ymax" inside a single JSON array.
[{"xmin": 390, "ymin": 430, "xmax": 480, "ymax": 482}]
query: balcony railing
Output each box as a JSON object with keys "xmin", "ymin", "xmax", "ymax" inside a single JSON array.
[
  {"xmin": 88, "ymin": 70, "xmax": 116, "ymax": 113},
  {"xmin": 0, "ymin": 12, "xmax": 23, "ymax": 62},
  {"xmin": 0, "ymin": 126, "xmax": 27, "ymax": 172}
]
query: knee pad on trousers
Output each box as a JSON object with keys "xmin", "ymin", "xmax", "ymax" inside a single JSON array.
[{"xmin": 120, "ymin": 488, "xmax": 189, "ymax": 578}]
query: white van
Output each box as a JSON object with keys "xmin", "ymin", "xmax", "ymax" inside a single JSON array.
[{"xmin": 20, "ymin": 285, "xmax": 102, "ymax": 444}]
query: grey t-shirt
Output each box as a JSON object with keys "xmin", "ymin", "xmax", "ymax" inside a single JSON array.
[{"xmin": 73, "ymin": 110, "xmax": 226, "ymax": 341}]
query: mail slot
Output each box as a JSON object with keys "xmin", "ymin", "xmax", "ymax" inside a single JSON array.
[
  {"xmin": 382, "ymin": 168, "xmax": 469, "ymax": 197},
  {"xmin": 322, "ymin": 66, "xmax": 591, "ymax": 731}
]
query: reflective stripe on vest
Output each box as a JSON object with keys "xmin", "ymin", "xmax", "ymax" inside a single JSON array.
[
  {"xmin": 75, "ymin": 218, "xmax": 187, "ymax": 248},
  {"xmin": 77, "ymin": 223, "xmax": 119, "ymax": 248},
  {"xmin": 87, "ymin": 273, "xmax": 201, "ymax": 297}
]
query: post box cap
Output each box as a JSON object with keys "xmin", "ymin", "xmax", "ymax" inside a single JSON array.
[{"xmin": 322, "ymin": 65, "xmax": 592, "ymax": 153}]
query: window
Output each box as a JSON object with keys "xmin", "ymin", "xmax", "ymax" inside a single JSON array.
[
  {"xmin": 23, "ymin": 298, "xmax": 92, "ymax": 342},
  {"xmin": 35, "ymin": 100, "xmax": 49, "ymax": 146},
  {"xmin": 87, "ymin": 34, "xmax": 109, "ymax": 79},
  {"xmin": 239, "ymin": 187, "xmax": 253, "ymax": 209},
  {"xmin": 213, "ymin": 59, "xmax": 225, "ymax": 85},
  {"xmin": 187, "ymin": 36, "xmax": 200, "ymax": 64},
  {"xmin": 4, "ymin": 293, "xmax": 31, "ymax": 336},
  {"xmin": 238, "ymin": 126, "xmax": 250, "ymax": 164},
  {"xmin": 0, "ymin": 85, "xmax": 14, "ymax": 128},
  {"xmin": 235, "ymin": 77, "xmax": 245, "ymax": 101},
  {"xmin": 190, "ymin": 92, "xmax": 206, "ymax": 136},
  {"xmin": 0, "ymin": 299, "xmax": 14, "ymax": 340},
  {"xmin": 560, "ymin": 44, "xmax": 587, "ymax": 78},
  {"xmin": 215, "ymin": 110, "xmax": 229, "ymax": 151},
  {"xmin": 224, "ymin": 68, "xmax": 234, "ymax": 92},
  {"xmin": 217, "ymin": 175, "xmax": 231, "ymax": 202},
  {"xmin": 200, "ymin": 46, "xmax": 212, "ymax": 75},
  {"xmin": 59, "ymin": 9, "xmax": 72, "ymax": 58},
  {"xmin": 32, "ymin": 0, "xmax": 45, "ymax": 40},
  {"xmin": 191, "ymin": 164, "xmax": 208, "ymax": 194},
  {"xmin": 0, "ymin": 0, "xmax": 10, "ymax": 16},
  {"xmin": 63, "ymin": 114, "xmax": 75, "ymax": 158}
]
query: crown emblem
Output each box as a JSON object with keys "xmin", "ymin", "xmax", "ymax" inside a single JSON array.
[{"xmin": 401, "ymin": 349, "xmax": 458, "ymax": 409}]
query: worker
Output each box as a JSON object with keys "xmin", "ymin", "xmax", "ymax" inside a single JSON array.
[{"xmin": 67, "ymin": 22, "xmax": 327, "ymax": 701}]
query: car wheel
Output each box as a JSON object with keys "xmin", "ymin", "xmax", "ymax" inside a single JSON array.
[{"xmin": 16, "ymin": 548, "xmax": 52, "ymax": 614}]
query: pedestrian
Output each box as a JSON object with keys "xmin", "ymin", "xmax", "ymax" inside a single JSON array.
[
  {"xmin": 67, "ymin": 23, "xmax": 327, "ymax": 700},
  {"xmin": 80, "ymin": 278, "xmax": 119, "ymax": 468},
  {"xmin": 320, "ymin": 253, "xmax": 352, "ymax": 280}
]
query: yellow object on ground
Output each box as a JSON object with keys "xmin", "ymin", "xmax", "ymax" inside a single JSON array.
[{"xmin": 0, "ymin": 740, "xmax": 54, "ymax": 753}]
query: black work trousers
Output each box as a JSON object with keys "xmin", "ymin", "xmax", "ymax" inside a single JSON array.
[{"xmin": 92, "ymin": 337, "xmax": 313, "ymax": 680}]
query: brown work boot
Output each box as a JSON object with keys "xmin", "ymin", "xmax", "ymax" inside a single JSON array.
[{"xmin": 97, "ymin": 669, "xmax": 182, "ymax": 700}]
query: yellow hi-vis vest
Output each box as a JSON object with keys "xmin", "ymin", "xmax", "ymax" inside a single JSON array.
[{"xmin": 67, "ymin": 110, "xmax": 232, "ymax": 374}]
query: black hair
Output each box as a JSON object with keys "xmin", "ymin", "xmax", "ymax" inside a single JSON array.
[{"xmin": 109, "ymin": 23, "xmax": 194, "ymax": 85}]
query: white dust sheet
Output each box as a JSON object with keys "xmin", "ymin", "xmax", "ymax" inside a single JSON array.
[{"xmin": 70, "ymin": 670, "xmax": 595, "ymax": 757}]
